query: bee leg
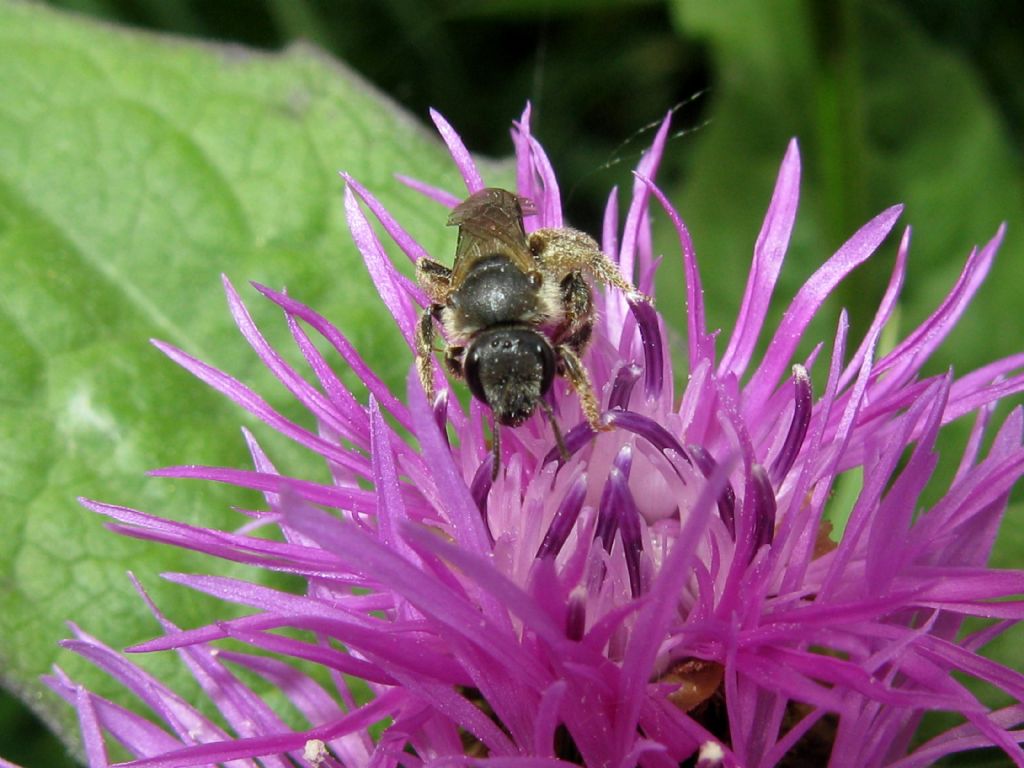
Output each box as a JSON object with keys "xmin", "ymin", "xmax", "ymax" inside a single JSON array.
[
  {"xmin": 416, "ymin": 257, "xmax": 453, "ymax": 304},
  {"xmin": 556, "ymin": 272, "xmax": 595, "ymax": 353},
  {"xmin": 558, "ymin": 345, "xmax": 610, "ymax": 433},
  {"xmin": 530, "ymin": 227, "xmax": 653, "ymax": 303},
  {"xmin": 444, "ymin": 346, "xmax": 464, "ymax": 379},
  {"xmin": 538, "ymin": 398, "xmax": 569, "ymax": 460},
  {"xmin": 416, "ymin": 307, "xmax": 440, "ymax": 403},
  {"xmin": 490, "ymin": 419, "xmax": 502, "ymax": 480}
]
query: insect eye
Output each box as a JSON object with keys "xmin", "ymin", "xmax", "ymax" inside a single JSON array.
[
  {"xmin": 527, "ymin": 270, "xmax": 543, "ymax": 290},
  {"xmin": 464, "ymin": 343, "xmax": 488, "ymax": 404}
]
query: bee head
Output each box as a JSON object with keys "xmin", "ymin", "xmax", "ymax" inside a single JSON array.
[{"xmin": 464, "ymin": 327, "xmax": 556, "ymax": 426}]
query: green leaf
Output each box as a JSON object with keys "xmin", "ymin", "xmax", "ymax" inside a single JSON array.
[{"xmin": 0, "ymin": 0, "xmax": 509, "ymax": 755}]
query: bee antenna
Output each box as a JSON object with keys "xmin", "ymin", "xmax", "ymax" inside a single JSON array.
[{"xmin": 564, "ymin": 90, "xmax": 713, "ymax": 206}]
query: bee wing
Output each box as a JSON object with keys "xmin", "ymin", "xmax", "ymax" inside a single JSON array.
[{"xmin": 448, "ymin": 188, "xmax": 537, "ymax": 283}]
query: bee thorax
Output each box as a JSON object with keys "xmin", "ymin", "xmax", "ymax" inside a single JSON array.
[{"xmin": 445, "ymin": 255, "xmax": 547, "ymax": 336}]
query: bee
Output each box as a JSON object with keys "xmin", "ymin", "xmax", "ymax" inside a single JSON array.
[{"xmin": 415, "ymin": 187, "xmax": 649, "ymax": 474}]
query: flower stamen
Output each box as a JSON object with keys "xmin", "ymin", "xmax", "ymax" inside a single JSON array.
[
  {"xmin": 751, "ymin": 464, "xmax": 777, "ymax": 551},
  {"xmin": 470, "ymin": 457, "xmax": 495, "ymax": 545},
  {"xmin": 630, "ymin": 296, "xmax": 664, "ymax": 400},
  {"xmin": 536, "ymin": 473, "xmax": 588, "ymax": 559},
  {"xmin": 688, "ymin": 443, "xmax": 738, "ymax": 538},
  {"xmin": 608, "ymin": 362, "xmax": 643, "ymax": 412},
  {"xmin": 769, "ymin": 364, "xmax": 812, "ymax": 487},
  {"xmin": 595, "ymin": 445, "xmax": 645, "ymax": 597},
  {"xmin": 604, "ymin": 409, "xmax": 692, "ymax": 473}
]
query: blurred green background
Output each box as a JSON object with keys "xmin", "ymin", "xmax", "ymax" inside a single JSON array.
[{"xmin": 1, "ymin": 0, "xmax": 1021, "ymax": 765}]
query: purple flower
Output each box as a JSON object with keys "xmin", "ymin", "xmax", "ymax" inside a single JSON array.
[{"xmin": 49, "ymin": 106, "xmax": 1024, "ymax": 767}]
